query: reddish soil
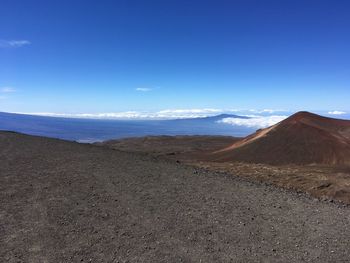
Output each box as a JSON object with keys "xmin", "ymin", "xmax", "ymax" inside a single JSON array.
[{"xmin": 212, "ymin": 111, "xmax": 350, "ymax": 165}]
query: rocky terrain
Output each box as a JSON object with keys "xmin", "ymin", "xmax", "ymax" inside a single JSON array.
[
  {"xmin": 2, "ymin": 131, "xmax": 350, "ymax": 262},
  {"xmin": 99, "ymin": 135, "xmax": 239, "ymax": 160},
  {"xmin": 103, "ymin": 112, "xmax": 350, "ymax": 204}
]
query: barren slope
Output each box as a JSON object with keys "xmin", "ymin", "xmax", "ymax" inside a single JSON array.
[
  {"xmin": 2, "ymin": 131, "xmax": 350, "ymax": 262},
  {"xmin": 100, "ymin": 135, "xmax": 239, "ymax": 161},
  {"xmin": 213, "ymin": 111, "xmax": 350, "ymax": 165}
]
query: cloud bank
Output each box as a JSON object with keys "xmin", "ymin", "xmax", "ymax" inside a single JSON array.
[
  {"xmin": 328, "ymin": 111, "xmax": 346, "ymax": 115},
  {"xmin": 219, "ymin": 115, "xmax": 288, "ymax": 128},
  {"xmin": 247, "ymin": 109, "xmax": 285, "ymax": 114},
  {"xmin": 14, "ymin": 109, "xmax": 292, "ymax": 121},
  {"xmin": 19, "ymin": 108, "xmax": 225, "ymax": 120},
  {"xmin": 0, "ymin": 40, "xmax": 31, "ymax": 48},
  {"xmin": 21, "ymin": 110, "xmax": 288, "ymax": 128}
]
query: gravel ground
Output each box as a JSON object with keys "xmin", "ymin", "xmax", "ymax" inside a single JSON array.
[
  {"xmin": 103, "ymin": 136, "xmax": 350, "ymax": 204},
  {"xmin": 1, "ymin": 131, "xmax": 350, "ymax": 262}
]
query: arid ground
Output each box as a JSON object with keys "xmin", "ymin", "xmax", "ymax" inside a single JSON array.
[
  {"xmin": 2, "ymin": 131, "xmax": 350, "ymax": 262},
  {"xmin": 103, "ymin": 135, "xmax": 350, "ymax": 204}
]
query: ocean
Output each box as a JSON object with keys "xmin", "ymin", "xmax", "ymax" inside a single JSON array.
[{"xmin": 0, "ymin": 112, "xmax": 254, "ymax": 142}]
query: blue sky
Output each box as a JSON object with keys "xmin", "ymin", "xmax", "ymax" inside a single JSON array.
[{"xmin": 0, "ymin": 0, "xmax": 349, "ymax": 117}]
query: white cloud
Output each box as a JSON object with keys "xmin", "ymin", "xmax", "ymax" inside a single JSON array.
[
  {"xmin": 156, "ymin": 108, "xmax": 222, "ymax": 118},
  {"xmin": 0, "ymin": 40, "xmax": 31, "ymax": 48},
  {"xmin": 1, "ymin": 87, "xmax": 16, "ymax": 93},
  {"xmin": 248, "ymin": 109, "xmax": 287, "ymax": 114},
  {"xmin": 136, "ymin": 87, "xmax": 152, "ymax": 92},
  {"xmin": 0, "ymin": 87, "xmax": 16, "ymax": 100},
  {"xmin": 22, "ymin": 111, "xmax": 147, "ymax": 119},
  {"xmin": 17, "ymin": 108, "xmax": 224, "ymax": 120},
  {"xmin": 219, "ymin": 115, "xmax": 288, "ymax": 128},
  {"xmin": 158, "ymin": 109, "xmax": 222, "ymax": 113},
  {"xmin": 328, "ymin": 111, "xmax": 346, "ymax": 115},
  {"xmin": 15, "ymin": 108, "xmax": 287, "ymax": 121}
]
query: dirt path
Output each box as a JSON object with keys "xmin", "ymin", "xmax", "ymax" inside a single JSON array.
[{"xmin": 1, "ymin": 132, "xmax": 350, "ymax": 262}]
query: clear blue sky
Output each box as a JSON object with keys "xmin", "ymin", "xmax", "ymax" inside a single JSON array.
[{"xmin": 0, "ymin": 0, "xmax": 349, "ymax": 114}]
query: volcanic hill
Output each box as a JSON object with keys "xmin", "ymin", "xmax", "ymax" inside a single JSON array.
[{"xmin": 212, "ymin": 111, "xmax": 350, "ymax": 165}]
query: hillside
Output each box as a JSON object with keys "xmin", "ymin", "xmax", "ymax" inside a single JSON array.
[{"xmin": 212, "ymin": 111, "xmax": 350, "ymax": 165}]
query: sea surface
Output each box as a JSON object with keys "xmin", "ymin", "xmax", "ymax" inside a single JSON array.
[{"xmin": 0, "ymin": 112, "xmax": 254, "ymax": 142}]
